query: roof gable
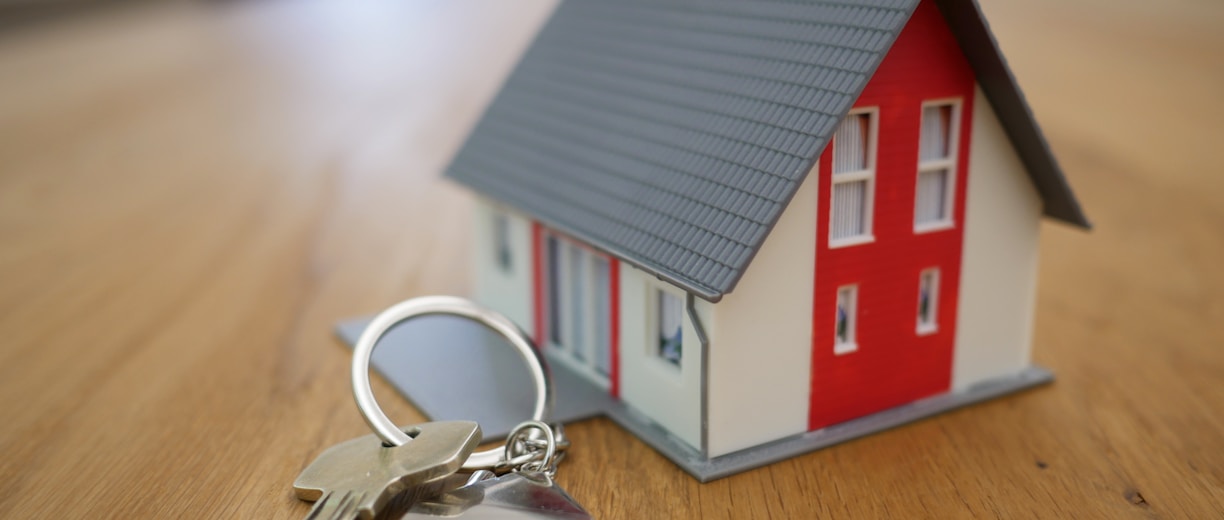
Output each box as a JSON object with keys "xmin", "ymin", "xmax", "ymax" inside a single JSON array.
[
  {"xmin": 446, "ymin": 0, "xmax": 1086, "ymax": 301},
  {"xmin": 933, "ymin": 0, "xmax": 1089, "ymax": 228}
]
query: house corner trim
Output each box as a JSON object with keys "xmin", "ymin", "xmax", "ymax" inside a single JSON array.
[{"xmin": 687, "ymin": 292, "xmax": 711, "ymax": 458}]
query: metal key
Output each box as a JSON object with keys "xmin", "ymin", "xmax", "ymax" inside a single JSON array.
[{"xmin": 294, "ymin": 420, "xmax": 482, "ymax": 520}]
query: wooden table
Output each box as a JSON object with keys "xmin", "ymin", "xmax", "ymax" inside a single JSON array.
[{"xmin": 2, "ymin": 0, "xmax": 1222, "ymax": 517}]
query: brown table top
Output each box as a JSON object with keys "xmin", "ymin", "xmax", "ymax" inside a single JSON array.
[{"xmin": 2, "ymin": 0, "xmax": 1222, "ymax": 517}]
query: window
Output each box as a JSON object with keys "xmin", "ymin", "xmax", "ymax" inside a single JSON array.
[
  {"xmin": 830, "ymin": 110, "xmax": 876, "ymax": 246},
  {"xmin": 541, "ymin": 230, "xmax": 614, "ymax": 384},
  {"xmin": 917, "ymin": 268, "xmax": 940, "ymax": 334},
  {"xmin": 593, "ymin": 258, "xmax": 611, "ymax": 376},
  {"xmin": 568, "ymin": 244, "xmax": 585, "ymax": 360},
  {"xmin": 915, "ymin": 102, "xmax": 959, "ymax": 230},
  {"xmin": 834, "ymin": 286, "xmax": 858, "ymax": 354},
  {"xmin": 494, "ymin": 213, "xmax": 512, "ymax": 272},
  {"xmin": 546, "ymin": 235, "xmax": 562, "ymax": 345},
  {"xmin": 656, "ymin": 289, "xmax": 683, "ymax": 367}
]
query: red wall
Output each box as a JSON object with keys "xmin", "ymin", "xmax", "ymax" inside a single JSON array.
[{"xmin": 809, "ymin": 0, "xmax": 977, "ymax": 430}]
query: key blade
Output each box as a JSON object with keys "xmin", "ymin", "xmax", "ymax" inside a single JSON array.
[{"xmin": 304, "ymin": 490, "xmax": 363, "ymax": 520}]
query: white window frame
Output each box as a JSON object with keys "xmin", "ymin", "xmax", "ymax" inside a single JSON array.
[
  {"xmin": 917, "ymin": 268, "xmax": 940, "ymax": 335},
  {"xmin": 829, "ymin": 108, "xmax": 879, "ymax": 248},
  {"xmin": 650, "ymin": 284, "xmax": 686, "ymax": 373},
  {"xmin": 833, "ymin": 285, "xmax": 859, "ymax": 355},
  {"xmin": 541, "ymin": 230, "xmax": 612, "ymax": 388},
  {"xmin": 914, "ymin": 99, "xmax": 961, "ymax": 233}
]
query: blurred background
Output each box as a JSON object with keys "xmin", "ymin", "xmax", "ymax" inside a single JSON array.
[{"xmin": 1, "ymin": 0, "xmax": 1222, "ymax": 517}]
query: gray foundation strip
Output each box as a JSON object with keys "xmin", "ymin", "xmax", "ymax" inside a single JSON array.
[
  {"xmin": 605, "ymin": 366, "xmax": 1053, "ymax": 482},
  {"xmin": 337, "ymin": 316, "xmax": 1051, "ymax": 481}
]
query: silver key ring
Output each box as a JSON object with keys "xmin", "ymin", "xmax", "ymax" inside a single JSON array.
[
  {"xmin": 504, "ymin": 420, "xmax": 557, "ymax": 475},
  {"xmin": 351, "ymin": 295, "xmax": 554, "ymax": 471}
]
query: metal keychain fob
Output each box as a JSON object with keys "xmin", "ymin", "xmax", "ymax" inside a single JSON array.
[
  {"xmin": 404, "ymin": 420, "xmax": 590, "ymax": 519},
  {"xmin": 403, "ymin": 470, "xmax": 591, "ymax": 519}
]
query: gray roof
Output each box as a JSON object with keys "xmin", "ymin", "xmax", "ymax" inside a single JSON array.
[{"xmin": 446, "ymin": 0, "xmax": 1088, "ymax": 302}]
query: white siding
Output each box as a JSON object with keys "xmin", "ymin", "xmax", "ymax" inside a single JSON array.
[
  {"xmin": 471, "ymin": 198, "xmax": 533, "ymax": 331},
  {"xmin": 953, "ymin": 86, "xmax": 1043, "ymax": 389},
  {"xmin": 706, "ymin": 171, "xmax": 817, "ymax": 457},
  {"xmin": 618, "ymin": 266, "xmax": 706, "ymax": 449}
]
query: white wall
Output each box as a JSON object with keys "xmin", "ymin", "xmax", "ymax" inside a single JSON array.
[
  {"xmin": 471, "ymin": 197, "xmax": 534, "ymax": 332},
  {"xmin": 706, "ymin": 172, "xmax": 818, "ymax": 457},
  {"xmin": 618, "ymin": 265, "xmax": 706, "ymax": 450},
  {"xmin": 953, "ymin": 86, "xmax": 1043, "ymax": 389}
]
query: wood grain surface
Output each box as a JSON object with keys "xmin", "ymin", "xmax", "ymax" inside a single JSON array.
[{"xmin": 1, "ymin": 0, "xmax": 1222, "ymax": 517}]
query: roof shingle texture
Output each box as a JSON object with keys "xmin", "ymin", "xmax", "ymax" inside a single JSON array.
[
  {"xmin": 446, "ymin": 0, "xmax": 1088, "ymax": 300},
  {"xmin": 448, "ymin": 0, "xmax": 918, "ymax": 300}
]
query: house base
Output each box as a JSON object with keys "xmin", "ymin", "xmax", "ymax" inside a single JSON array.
[{"xmin": 336, "ymin": 316, "xmax": 1053, "ymax": 481}]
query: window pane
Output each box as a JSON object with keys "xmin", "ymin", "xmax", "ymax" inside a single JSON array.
[
  {"xmin": 831, "ymin": 179, "xmax": 867, "ymax": 240},
  {"xmin": 593, "ymin": 258, "xmax": 611, "ymax": 375},
  {"xmin": 915, "ymin": 169, "xmax": 949, "ymax": 225},
  {"xmin": 836, "ymin": 302, "xmax": 849, "ymax": 344},
  {"xmin": 568, "ymin": 244, "xmax": 585, "ymax": 359},
  {"xmin": 546, "ymin": 236, "xmax": 562, "ymax": 345},
  {"xmin": 835, "ymin": 287, "xmax": 856, "ymax": 347},
  {"xmin": 918, "ymin": 269, "xmax": 939, "ymax": 331},
  {"xmin": 920, "ymin": 105, "xmax": 953, "ymax": 161},
  {"xmin": 657, "ymin": 290, "xmax": 683, "ymax": 366},
  {"xmin": 494, "ymin": 213, "xmax": 512, "ymax": 272},
  {"xmin": 834, "ymin": 113, "xmax": 869, "ymax": 173}
]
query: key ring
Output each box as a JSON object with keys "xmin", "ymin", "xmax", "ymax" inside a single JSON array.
[
  {"xmin": 504, "ymin": 420, "xmax": 558, "ymax": 475},
  {"xmin": 350, "ymin": 295, "xmax": 554, "ymax": 471}
]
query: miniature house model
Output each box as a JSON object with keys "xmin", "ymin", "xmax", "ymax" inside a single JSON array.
[{"xmin": 446, "ymin": 0, "xmax": 1087, "ymax": 474}]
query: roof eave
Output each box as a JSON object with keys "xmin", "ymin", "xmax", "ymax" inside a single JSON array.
[
  {"xmin": 465, "ymin": 187, "xmax": 728, "ymax": 302},
  {"xmin": 935, "ymin": 0, "xmax": 1090, "ymax": 230}
]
